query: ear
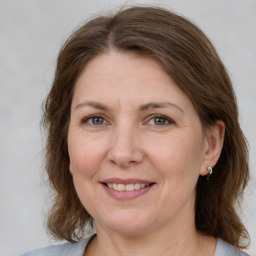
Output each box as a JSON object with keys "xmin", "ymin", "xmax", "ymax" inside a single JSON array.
[{"xmin": 200, "ymin": 120, "xmax": 225, "ymax": 176}]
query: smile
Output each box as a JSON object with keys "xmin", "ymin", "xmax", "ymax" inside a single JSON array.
[
  {"xmin": 106, "ymin": 183, "xmax": 150, "ymax": 191},
  {"xmin": 101, "ymin": 179, "xmax": 155, "ymax": 200}
]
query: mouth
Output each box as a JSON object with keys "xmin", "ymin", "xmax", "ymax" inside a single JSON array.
[
  {"xmin": 100, "ymin": 179, "xmax": 155, "ymax": 200},
  {"xmin": 103, "ymin": 182, "xmax": 152, "ymax": 191}
]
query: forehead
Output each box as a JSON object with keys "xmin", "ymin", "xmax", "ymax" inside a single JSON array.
[
  {"xmin": 72, "ymin": 51, "xmax": 194, "ymax": 112},
  {"xmin": 77, "ymin": 52, "xmax": 171, "ymax": 86}
]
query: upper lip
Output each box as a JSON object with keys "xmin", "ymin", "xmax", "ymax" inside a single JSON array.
[{"xmin": 100, "ymin": 178, "xmax": 155, "ymax": 185}]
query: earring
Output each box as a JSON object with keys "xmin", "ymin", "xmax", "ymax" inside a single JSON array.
[{"xmin": 207, "ymin": 166, "xmax": 213, "ymax": 181}]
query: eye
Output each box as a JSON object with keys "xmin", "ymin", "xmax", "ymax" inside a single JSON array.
[
  {"xmin": 82, "ymin": 115, "xmax": 108, "ymax": 126},
  {"xmin": 147, "ymin": 115, "xmax": 174, "ymax": 126}
]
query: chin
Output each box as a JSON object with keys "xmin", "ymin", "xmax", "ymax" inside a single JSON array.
[{"xmin": 95, "ymin": 210, "xmax": 156, "ymax": 236}]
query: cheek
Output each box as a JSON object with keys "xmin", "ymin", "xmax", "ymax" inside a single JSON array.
[
  {"xmin": 67, "ymin": 133, "xmax": 104, "ymax": 212},
  {"xmin": 148, "ymin": 134, "xmax": 204, "ymax": 211},
  {"xmin": 148, "ymin": 132, "xmax": 204, "ymax": 180},
  {"xmin": 68, "ymin": 133, "xmax": 105, "ymax": 177}
]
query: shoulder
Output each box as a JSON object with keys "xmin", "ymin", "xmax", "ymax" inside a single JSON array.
[
  {"xmin": 19, "ymin": 235, "xmax": 95, "ymax": 256},
  {"xmin": 215, "ymin": 238, "xmax": 251, "ymax": 256}
]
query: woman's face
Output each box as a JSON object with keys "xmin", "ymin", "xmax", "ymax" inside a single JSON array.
[{"xmin": 68, "ymin": 52, "xmax": 211, "ymax": 236}]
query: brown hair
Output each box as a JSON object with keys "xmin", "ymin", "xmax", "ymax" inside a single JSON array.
[{"xmin": 43, "ymin": 6, "xmax": 250, "ymax": 248}]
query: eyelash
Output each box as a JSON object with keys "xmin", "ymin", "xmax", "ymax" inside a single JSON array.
[
  {"xmin": 81, "ymin": 114, "xmax": 108, "ymax": 126},
  {"xmin": 147, "ymin": 114, "xmax": 175, "ymax": 126},
  {"xmin": 81, "ymin": 114, "xmax": 175, "ymax": 127}
]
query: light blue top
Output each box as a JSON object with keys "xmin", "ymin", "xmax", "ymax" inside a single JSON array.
[{"xmin": 20, "ymin": 234, "xmax": 250, "ymax": 256}]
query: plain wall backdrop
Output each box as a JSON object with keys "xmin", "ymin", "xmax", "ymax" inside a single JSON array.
[{"xmin": 0, "ymin": 0, "xmax": 255, "ymax": 255}]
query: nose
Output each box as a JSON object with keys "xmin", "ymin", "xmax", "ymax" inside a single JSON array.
[{"xmin": 107, "ymin": 125, "xmax": 144, "ymax": 168}]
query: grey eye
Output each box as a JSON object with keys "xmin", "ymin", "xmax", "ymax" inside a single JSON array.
[
  {"xmin": 154, "ymin": 117, "xmax": 167, "ymax": 125},
  {"xmin": 90, "ymin": 116, "xmax": 105, "ymax": 125}
]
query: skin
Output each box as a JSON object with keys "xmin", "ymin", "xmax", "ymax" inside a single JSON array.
[{"xmin": 68, "ymin": 51, "xmax": 225, "ymax": 256}]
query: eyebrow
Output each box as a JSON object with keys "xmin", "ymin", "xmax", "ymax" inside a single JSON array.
[
  {"xmin": 75, "ymin": 101, "xmax": 109, "ymax": 111},
  {"xmin": 138, "ymin": 102, "xmax": 184, "ymax": 113},
  {"xmin": 74, "ymin": 100, "xmax": 184, "ymax": 113}
]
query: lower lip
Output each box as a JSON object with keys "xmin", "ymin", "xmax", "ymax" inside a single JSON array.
[{"xmin": 102, "ymin": 184, "xmax": 154, "ymax": 200}]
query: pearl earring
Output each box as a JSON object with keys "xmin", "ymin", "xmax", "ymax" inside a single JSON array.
[{"xmin": 207, "ymin": 166, "xmax": 213, "ymax": 181}]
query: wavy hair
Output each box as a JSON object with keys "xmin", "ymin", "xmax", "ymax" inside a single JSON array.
[{"xmin": 43, "ymin": 6, "xmax": 249, "ymax": 248}]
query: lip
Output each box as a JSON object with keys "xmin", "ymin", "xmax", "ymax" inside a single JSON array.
[
  {"xmin": 100, "ymin": 178, "xmax": 154, "ymax": 185},
  {"xmin": 100, "ymin": 178, "xmax": 156, "ymax": 200}
]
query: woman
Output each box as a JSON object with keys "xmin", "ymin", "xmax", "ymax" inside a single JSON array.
[{"xmin": 21, "ymin": 6, "xmax": 251, "ymax": 256}]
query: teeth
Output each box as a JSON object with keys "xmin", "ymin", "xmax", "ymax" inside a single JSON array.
[
  {"xmin": 107, "ymin": 183, "xmax": 113, "ymax": 189},
  {"xmin": 107, "ymin": 183, "xmax": 150, "ymax": 191},
  {"xmin": 117, "ymin": 184, "xmax": 125, "ymax": 191},
  {"xmin": 126, "ymin": 184, "xmax": 134, "ymax": 191},
  {"xmin": 134, "ymin": 183, "xmax": 141, "ymax": 190}
]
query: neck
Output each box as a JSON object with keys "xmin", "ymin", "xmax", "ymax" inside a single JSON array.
[{"xmin": 85, "ymin": 217, "xmax": 216, "ymax": 256}]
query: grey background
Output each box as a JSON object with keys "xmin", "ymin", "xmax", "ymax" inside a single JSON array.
[{"xmin": 0, "ymin": 0, "xmax": 255, "ymax": 255}]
